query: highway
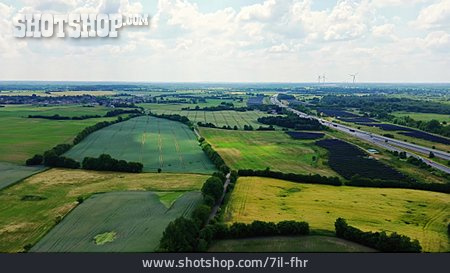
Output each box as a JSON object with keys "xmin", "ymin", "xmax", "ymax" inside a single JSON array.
[{"xmin": 271, "ymin": 95, "xmax": 450, "ymax": 174}]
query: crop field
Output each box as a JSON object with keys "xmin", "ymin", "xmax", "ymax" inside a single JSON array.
[
  {"xmin": 392, "ymin": 112, "xmax": 450, "ymax": 122},
  {"xmin": 0, "ymin": 168, "xmax": 208, "ymax": 252},
  {"xmin": 200, "ymin": 128, "xmax": 338, "ymax": 177},
  {"xmin": 150, "ymin": 109, "xmax": 273, "ymax": 130},
  {"xmin": 31, "ymin": 191, "xmax": 201, "ymax": 252},
  {"xmin": 0, "ymin": 105, "xmax": 117, "ymax": 163},
  {"xmin": 65, "ymin": 116, "xmax": 216, "ymax": 174},
  {"xmin": 0, "ymin": 162, "xmax": 44, "ymax": 190},
  {"xmin": 224, "ymin": 177, "xmax": 450, "ymax": 252},
  {"xmin": 208, "ymin": 236, "xmax": 375, "ymax": 252},
  {"xmin": 316, "ymin": 139, "xmax": 408, "ymax": 181}
]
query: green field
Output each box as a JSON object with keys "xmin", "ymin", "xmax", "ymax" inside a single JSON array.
[
  {"xmin": 65, "ymin": 116, "xmax": 216, "ymax": 174},
  {"xmin": 0, "ymin": 105, "xmax": 117, "ymax": 163},
  {"xmin": 208, "ymin": 236, "xmax": 375, "ymax": 252},
  {"xmin": 149, "ymin": 108, "xmax": 273, "ymax": 130},
  {"xmin": 0, "ymin": 168, "xmax": 208, "ymax": 252},
  {"xmin": 392, "ymin": 112, "xmax": 450, "ymax": 122},
  {"xmin": 224, "ymin": 177, "xmax": 450, "ymax": 252},
  {"xmin": 200, "ymin": 128, "xmax": 338, "ymax": 177},
  {"xmin": 0, "ymin": 162, "xmax": 44, "ymax": 190},
  {"xmin": 31, "ymin": 191, "xmax": 201, "ymax": 252}
]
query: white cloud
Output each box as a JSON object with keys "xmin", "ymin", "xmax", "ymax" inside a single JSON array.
[
  {"xmin": 0, "ymin": 0, "xmax": 449, "ymax": 82},
  {"xmin": 372, "ymin": 23, "xmax": 395, "ymax": 38},
  {"xmin": 413, "ymin": 0, "xmax": 450, "ymax": 29},
  {"xmin": 422, "ymin": 31, "xmax": 450, "ymax": 51},
  {"xmin": 268, "ymin": 43, "xmax": 290, "ymax": 53}
]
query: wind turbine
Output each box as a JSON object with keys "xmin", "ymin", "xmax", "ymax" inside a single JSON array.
[
  {"xmin": 349, "ymin": 73, "xmax": 358, "ymax": 84},
  {"xmin": 322, "ymin": 74, "xmax": 326, "ymax": 84},
  {"xmin": 317, "ymin": 75, "xmax": 322, "ymax": 84}
]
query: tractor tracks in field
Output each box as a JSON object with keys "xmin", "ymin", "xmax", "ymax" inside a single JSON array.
[
  {"xmin": 219, "ymin": 111, "xmax": 230, "ymax": 128},
  {"xmin": 157, "ymin": 119, "xmax": 164, "ymax": 169},
  {"xmin": 170, "ymin": 124, "xmax": 186, "ymax": 170},
  {"xmin": 421, "ymin": 205, "xmax": 449, "ymax": 250}
]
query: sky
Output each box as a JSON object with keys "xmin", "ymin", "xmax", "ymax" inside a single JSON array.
[{"xmin": 0, "ymin": 0, "xmax": 449, "ymax": 83}]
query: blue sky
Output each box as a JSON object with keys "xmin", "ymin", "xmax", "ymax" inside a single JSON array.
[{"xmin": 0, "ymin": 0, "xmax": 449, "ymax": 82}]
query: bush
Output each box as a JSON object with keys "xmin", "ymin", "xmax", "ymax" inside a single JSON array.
[
  {"xmin": 159, "ymin": 217, "xmax": 200, "ymax": 252},
  {"xmin": 25, "ymin": 154, "xmax": 43, "ymax": 165},
  {"xmin": 201, "ymin": 177, "xmax": 224, "ymax": 202},
  {"xmin": 277, "ymin": 220, "xmax": 310, "ymax": 235},
  {"xmin": 335, "ymin": 218, "xmax": 421, "ymax": 252},
  {"xmin": 192, "ymin": 205, "xmax": 211, "ymax": 227}
]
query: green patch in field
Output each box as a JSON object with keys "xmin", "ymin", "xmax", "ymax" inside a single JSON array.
[
  {"xmin": 155, "ymin": 192, "xmax": 185, "ymax": 208},
  {"xmin": 94, "ymin": 232, "xmax": 117, "ymax": 245}
]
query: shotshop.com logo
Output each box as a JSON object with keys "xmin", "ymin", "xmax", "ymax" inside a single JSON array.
[{"xmin": 13, "ymin": 14, "xmax": 149, "ymax": 38}]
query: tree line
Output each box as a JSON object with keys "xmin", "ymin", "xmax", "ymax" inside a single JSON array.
[
  {"xmin": 82, "ymin": 154, "xmax": 143, "ymax": 173},
  {"xmin": 149, "ymin": 113, "xmax": 192, "ymax": 127},
  {"xmin": 27, "ymin": 148, "xmax": 143, "ymax": 173},
  {"xmin": 28, "ymin": 109, "xmax": 142, "ymax": 121},
  {"xmin": 238, "ymin": 169, "xmax": 449, "ymax": 193},
  {"xmin": 390, "ymin": 116, "xmax": 449, "ymax": 138},
  {"xmin": 238, "ymin": 169, "xmax": 342, "ymax": 186},
  {"xmin": 200, "ymin": 139, "xmax": 230, "ymax": 173},
  {"xmin": 347, "ymin": 175, "xmax": 450, "ymax": 194},
  {"xmin": 197, "ymin": 122, "xmax": 275, "ymax": 131},
  {"xmin": 257, "ymin": 113, "xmax": 325, "ymax": 130},
  {"xmin": 26, "ymin": 143, "xmax": 79, "ymax": 169},
  {"xmin": 335, "ymin": 218, "xmax": 422, "ymax": 252}
]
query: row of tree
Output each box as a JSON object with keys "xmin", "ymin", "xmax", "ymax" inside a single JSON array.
[
  {"xmin": 238, "ymin": 169, "xmax": 342, "ymax": 186},
  {"xmin": 27, "ymin": 147, "xmax": 143, "ymax": 173},
  {"xmin": 82, "ymin": 154, "xmax": 143, "ymax": 173},
  {"xmin": 197, "ymin": 122, "xmax": 275, "ymax": 131},
  {"xmin": 28, "ymin": 109, "xmax": 142, "ymax": 121},
  {"xmin": 391, "ymin": 116, "xmax": 449, "ymax": 138},
  {"xmin": 347, "ymin": 175, "xmax": 450, "ymax": 194},
  {"xmin": 210, "ymin": 220, "xmax": 309, "ymax": 240},
  {"xmin": 257, "ymin": 113, "xmax": 325, "ymax": 130},
  {"xmin": 28, "ymin": 114, "xmax": 102, "ymax": 120},
  {"xmin": 26, "ymin": 144, "xmax": 79, "ymax": 169},
  {"xmin": 335, "ymin": 218, "xmax": 422, "ymax": 252},
  {"xmin": 200, "ymin": 140, "xmax": 230, "ymax": 173},
  {"xmin": 149, "ymin": 112, "xmax": 191, "ymax": 127}
]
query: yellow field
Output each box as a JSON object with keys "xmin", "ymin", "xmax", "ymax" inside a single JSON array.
[
  {"xmin": 0, "ymin": 168, "xmax": 208, "ymax": 252},
  {"xmin": 224, "ymin": 177, "xmax": 450, "ymax": 252}
]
